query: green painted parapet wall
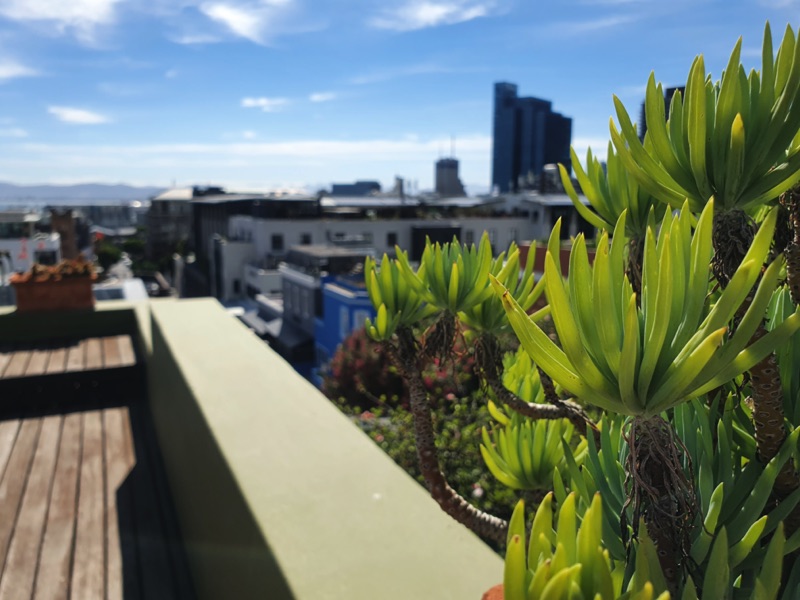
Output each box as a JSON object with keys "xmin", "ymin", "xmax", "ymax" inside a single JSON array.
[
  {"xmin": 147, "ymin": 298, "xmax": 502, "ymax": 600},
  {"xmin": 0, "ymin": 301, "xmax": 152, "ymax": 356}
]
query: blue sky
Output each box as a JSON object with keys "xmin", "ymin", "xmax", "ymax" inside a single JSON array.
[{"xmin": 0, "ymin": 0, "xmax": 796, "ymax": 193}]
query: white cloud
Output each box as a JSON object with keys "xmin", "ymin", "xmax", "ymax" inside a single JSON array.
[
  {"xmin": 201, "ymin": 2, "xmax": 264, "ymax": 43},
  {"xmin": 198, "ymin": 0, "xmax": 307, "ymax": 45},
  {"xmin": 242, "ymin": 130, "xmax": 257, "ymax": 139},
  {"xmin": 309, "ymin": 91, "xmax": 336, "ymax": 103},
  {"xmin": 1, "ymin": 134, "xmax": 492, "ymax": 188},
  {"xmin": 48, "ymin": 106, "xmax": 110, "ymax": 125},
  {"xmin": 15, "ymin": 134, "xmax": 491, "ymax": 161},
  {"xmin": 241, "ymin": 96, "xmax": 289, "ymax": 112},
  {"xmin": 369, "ymin": 0, "xmax": 495, "ymax": 32},
  {"xmin": 0, "ymin": 0, "xmax": 121, "ymax": 42},
  {"xmin": 164, "ymin": 69, "xmax": 178, "ymax": 79},
  {"xmin": 0, "ymin": 60, "xmax": 38, "ymax": 81},
  {"xmin": 0, "ymin": 127, "xmax": 28, "ymax": 138}
]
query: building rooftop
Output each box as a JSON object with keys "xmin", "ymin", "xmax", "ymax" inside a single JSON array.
[{"xmin": 152, "ymin": 188, "xmax": 194, "ymax": 201}]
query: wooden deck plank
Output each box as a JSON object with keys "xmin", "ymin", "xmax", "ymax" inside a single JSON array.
[
  {"xmin": 34, "ymin": 413, "xmax": 82, "ymax": 600},
  {"xmin": 70, "ymin": 411, "xmax": 105, "ymax": 600},
  {"xmin": 102, "ymin": 338, "xmax": 123, "ymax": 369},
  {"xmin": 103, "ymin": 407, "xmax": 136, "ymax": 600},
  {"xmin": 0, "ymin": 421, "xmax": 21, "ymax": 483},
  {"xmin": 117, "ymin": 336, "xmax": 136, "ymax": 367},
  {"xmin": 0, "ymin": 348, "xmax": 13, "ymax": 379},
  {"xmin": 45, "ymin": 346, "xmax": 68, "ymax": 375},
  {"xmin": 0, "ymin": 419, "xmax": 42, "ymax": 575},
  {"xmin": 65, "ymin": 340, "xmax": 86, "ymax": 373},
  {"xmin": 0, "ymin": 416, "xmax": 62, "ymax": 600},
  {"xmin": 24, "ymin": 346, "xmax": 51, "ymax": 377},
  {"xmin": 84, "ymin": 339, "xmax": 103, "ymax": 371},
  {"xmin": 2, "ymin": 349, "xmax": 31, "ymax": 379}
]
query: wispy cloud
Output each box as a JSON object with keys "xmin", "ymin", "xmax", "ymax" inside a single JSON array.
[
  {"xmin": 369, "ymin": 0, "xmax": 496, "ymax": 31},
  {"xmin": 349, "ymin": 63, "xmax": 474, "ymax": 85},
  {"xmin": 0, "ymin": 60, "xmax": 39, "ymax": 81},
  {"xmin": 309, "ymin": 91, "xmax": 336, "ymax": 102},
  {"xmin": 0, "ymin": 128, "xmax": 28, "ymax": 138},
  {"xmin": 48, "ymin": 106, "xmax": 110, "ymax": 125},
  {"xmin": 241, "ymin": 96, "xmax": 289, "ymax": 112},
  {"xmin": 15, "ymin": 134, "xmax": 491, "ymax": 162},
  {"xmin": 169, "ymin": 33, "xmax": 221, "ymax": 45},
  {"xmin": 550, "ymin": 15, "xmax": 638, "ymax": 36},
  {"xmin": 0, "ymin": 0, "xmax": 121, "ymax": 43}
]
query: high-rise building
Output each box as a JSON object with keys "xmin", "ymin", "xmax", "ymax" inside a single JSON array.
[
  {"xmin": 435, "ymin": 158, "xmax": 466, "ymax": 197},
  {"xmin": 491, "ymin": 82, "xmax": 572, "ymax": 193}
]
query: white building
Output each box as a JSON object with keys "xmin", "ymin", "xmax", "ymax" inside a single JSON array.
[{"xmin": 0, "ymin": 210, "xmax": 61, "ymax": 274}]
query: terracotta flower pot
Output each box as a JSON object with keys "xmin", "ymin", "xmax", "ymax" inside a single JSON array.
[
  {"xmin": 10, "ymin": 274, "xmax": 97, "ymax": 313},
  {"xmin": 482, "ymin": 584, "xmax": 503, "ymax": 600}
]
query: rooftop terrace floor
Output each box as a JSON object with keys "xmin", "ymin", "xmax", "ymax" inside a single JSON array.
[{"xmin": 0, "ymin": 398, "xmax": 194, "ymax": 600}]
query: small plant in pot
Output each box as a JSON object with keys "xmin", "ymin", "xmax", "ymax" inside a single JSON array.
[{"xmin": 10, "ymin": 255, "xmax": 97, "ymax": 313}]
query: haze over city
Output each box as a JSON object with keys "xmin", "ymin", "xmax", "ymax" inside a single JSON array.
[{"xmin": 0, "ymin": 0, "xmax": 796, "ymax": 193}]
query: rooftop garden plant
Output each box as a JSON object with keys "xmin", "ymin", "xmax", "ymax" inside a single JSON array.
[{"xmin": 353, "ymin": 21, "xmax": 800, "ymax": 599}]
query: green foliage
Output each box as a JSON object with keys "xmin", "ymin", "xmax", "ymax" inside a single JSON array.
[
  {"xmin": 495, "ymin": 201, "xmax": 800, "ymax": 416},
  {"xmin": 396, "ymin": 232, "xmax": 495, "ymax": 314},
  {"xmin": 364, "ymin": 252, "xmax": 437, "ymax": 341},
  {"xmin": 96, "ymin": 242, "xmax": 122, "ymax": 271},
  {"xmin": 503, "ymin": 493, "xmax": 669, "ymax": 600},
  {"xmin": 335, "ymin": 392, "xmax": 522, "ymax": 538},
  {"xmin": 480, "ymin": 404, "xmax": 584, "ymax": 491},
  {"xmin": 611, "ymin": 23, "xmax": 800, "ymax": 211},
  {"xmin": 560, "ymin": 143, "xmax": 667, "ymax": 239},
  {"xmin": 342, "ymin": 23, "xmax": 800, "ymax": 599}
]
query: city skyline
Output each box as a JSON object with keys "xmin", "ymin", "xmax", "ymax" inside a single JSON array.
[{"xmin": 0, "ymin": 0, "xmax": 796, "ymax": 193}]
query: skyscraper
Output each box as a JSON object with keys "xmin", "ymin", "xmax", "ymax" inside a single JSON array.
[
  {"xmin": 491, "ymin": 82, "xmax": 572, "ymax": 193},
  {"xmin": 435, "ymin": 158, "xmax": 466, "ymax": 197}
]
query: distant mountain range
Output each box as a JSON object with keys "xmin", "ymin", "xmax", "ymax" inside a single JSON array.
[{"xmin": 0, "ymin": 182, "xmax": 165, "ymax": 203}]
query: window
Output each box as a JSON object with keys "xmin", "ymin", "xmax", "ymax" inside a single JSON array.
[
  {"xmin": 271, "ymin": 234, "xmax": 284, "ymax": 251},
  {"xmin": 353, "ymin": 309, "xmax": 370, "ymax": 332},
  {"xmin": 34, "ymin": 250, "xmax": 57, "ymax": 265},
  {"xmin": 532, "ymin": 210, "xmax": 540, "ymax": 223},
  {"xmin": 233, "ymin": 279, "xmax": 241, "ymax": 295},
  {"xmin": 339, "ymin": 306, "xmax": 350, "ymax": 340},
  {"xmin": 464, "ymin": 230, "xmax": 474, "ymax": 245},
  {"xmin": 300, "ymin": 233, "xmax": 312, "ymax": 245},
  {"xmin": 387, "ymin": 232, "xmax": 398, "ymax": 247}
]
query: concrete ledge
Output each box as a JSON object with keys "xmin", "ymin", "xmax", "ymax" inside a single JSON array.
[{"xmin": 147, "ymin": 298, "xmax": 501, "ymax": 600}]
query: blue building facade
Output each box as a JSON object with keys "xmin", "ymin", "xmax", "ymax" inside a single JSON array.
[
  {"xmin": 491, "ymin": 82, "xmax": 572, "ymax": 193},
  {"xmin": 312, "ymin": 275, "xmax": 376, "ymax": 387}
]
